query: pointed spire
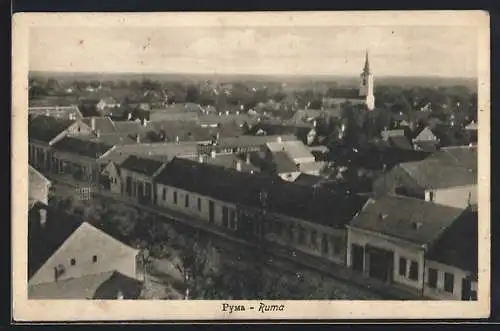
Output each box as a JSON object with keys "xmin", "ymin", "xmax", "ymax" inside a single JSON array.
[{"xmin": 363, "ymin": 50, "xmax": 371, "ymax": 74}]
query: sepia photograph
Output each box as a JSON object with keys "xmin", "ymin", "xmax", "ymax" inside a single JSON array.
[{"xmin": 12, "ymin": 11, "xmax": 490, "ymax": 321}]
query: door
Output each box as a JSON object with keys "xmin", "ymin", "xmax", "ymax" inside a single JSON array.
[
  {"xmin": 461, "ymin": 278, "xmax": 472, "ymax": 300},
  {"xmin": 208, "ymin": 200, "xmax": 215, "ymax": 224},
  {"xmin": 351, "ymin": 244, "xmax": 364, "ymax": 272},
  {"xmin": 367, "ymin": 246, "xmax": 394, "ymax": 283}
]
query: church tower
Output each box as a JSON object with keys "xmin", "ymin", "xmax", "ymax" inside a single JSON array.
[{"xmin": 359, "ymin": 51, "xmax": 375, "ymax": 111}]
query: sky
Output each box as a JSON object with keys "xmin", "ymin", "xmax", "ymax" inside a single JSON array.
[{"xmin": 29, "ymin": 26, "xmax": 478, "ymax": 77}]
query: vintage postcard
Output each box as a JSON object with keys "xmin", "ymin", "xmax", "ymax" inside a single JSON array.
[{"xmin": 12, "ymin": 11, "xmax": 490, "ymax": 321}]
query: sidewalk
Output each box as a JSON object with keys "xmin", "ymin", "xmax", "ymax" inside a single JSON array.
[{"xmin": 50, "ymin": 174, "xmax": 423, "ymax": 300}]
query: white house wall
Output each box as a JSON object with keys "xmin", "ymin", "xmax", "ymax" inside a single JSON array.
[
  {"xmin": 425, "ymin": 185, "xmax": 477, "ymax": 209},
  {"xmin": 347, "ymin": 227, "xmax": 425, "ymax": 290},
  {"xmin": 424, "ymin": 259, "xmax": 473, "ymax": 300}
]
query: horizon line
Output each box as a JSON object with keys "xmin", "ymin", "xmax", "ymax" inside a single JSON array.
[{"xmin": 29, "ymin": 70, "xmax": 478, "ymax": 80}]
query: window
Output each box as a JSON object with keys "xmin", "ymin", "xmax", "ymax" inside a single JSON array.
[
  {"xmin": 185, "ymin": 194, "xmax": 190, "ymax": 208},
  {"xmin": 409, "ymin": 260, "xmax": 419, "ymax": 281},
  {"xmin": 310, "ymin": 230, "xmax": 318, "ymax": 249},
  {"xmin": 162, "ymin": 188, "xmax": 166, "ymax": 201},
  {"xmin": 92, "ymin": 255, "xmax": 98, "ymax": 263},
  {"xmin": 197, "ymin": 198, "xmax": 202, "ymax": 211},
  {"xmin": 444, "ymin": 272, "xmax": 454, "ymax": 293},
  {"xmin": 429, "ymin": 191, "xmax": 434, "ymax": 202},
  {"xmin": 70, "ymin": 258, "xmax": 76, "ymax": 266},
  {"xmin": 399, "ymin": 257, "xmax": 407, "ymax": 276},
  {"xmin": 173, "ymin": 191, "xmax": 178, "ymax": 204},
  {"xmin": 229, "ymin": 209, "xmax": 236, "ymax": 230},
  {"xmin": 428, "ymin": 268, "xmax": 438, "ymax": 288},
  {"xmin": 298, "ymin": 226, "xmax": 306, "ymax": 245},
  {"xmin": 222, "ymin": 207, "xmax": 229, "ymax": 228},
  {"xmin": 321, "ymin": 234, "xmax": 329, "ymax": 254}
]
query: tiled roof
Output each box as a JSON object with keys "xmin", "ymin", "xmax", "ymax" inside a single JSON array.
[
  {"xmin": 388, "ymin": 136, "xmax": 413, "ymax": 150},
  {"xmin": 426, "ymin": 209, "xmax": 478, "ymax": 273},
  {"xmin": 186, "ymin": 154, "xmax": 260, "ymax": 173},
  {"xmin": 272, "ymin": 151, "xmax": 300, "ymax": 173},
  {"xmin": 215, "ymin": 134, "xmax": 297, "ymax": 149},
  {"xmin": 348, "ymin": 195, "xmax": 466, "ymax": 246},
  {"xmin": 120, "ymin": 155, "xmax": 165, "ymax": 177},
  {"xmin": 156, "ymin": 158, "xmax": 369, "ymax": 228},
  {"xmin": 413, "ymin": 141, "xmax": 439, "ymax": 153},
  {"xmin": 28, "ymin": 115, "xmax": 75, "ymax": 143},
  {"xmin": 293, "ymin": 173, "xmax": 325, "ymax": 187},
  {"xmin": 111, "ymin": 121, "xmax": 143, "ymax": 136},
  {"xmin": 29, "ymin": 106, "xmax": 83, "ymax": 121},
  {"xmin": 266, "ymin": 140, "xmax": 315, "ymax": 162},
  {"xmin": 82, "ymin": 117, "xmax": 117, "ymax": 134},
  {"xmin": 398, "ymin": 146, "xmax": 477, "ymax": 189},
  {"xmin": 52, "ymin": 136, "xmax": 115, "ymax": 159},
  {"xmin": 28, "ymin": 271, "xmax": 143, "ymax": 299},
  {"xmin": 99, "ymin": 142, "xmax": 199, "ymax": 165}
]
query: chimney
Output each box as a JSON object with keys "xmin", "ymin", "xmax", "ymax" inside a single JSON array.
[
  {"xmin": 91, "ymin": 117, "xmax": 96, "ymax": 131},
  {"xmin": 175, "ymin": 136, "xmax": 180, "ymax": 144},
  {"xmin": 313, "ymin": 120, "xmax": 317, "ymax": 128},
  {"xmin": 412, "ymin": 221, "xmax": 423, "ymax": 231},
  {"xmin": 216, "ymin": 132, "xmax": 220, "ymax": 141},
  {"xmin": 234, "ymin": 160, "xmax": 242, "ymax": 172},
  {"xmin": 136, "ymin": 134, "xmax": 141, "ymax": 143},
  {"xmin": 276, "ymin": 136, "xmax": 282, "ymax": 143},
  {"xmin": 210, "ymin": 150, "xmax": 216, "ymax": 159},
  {"xmin": 39, "ymin": 208, "xmax": 47, "ymax": 228}
]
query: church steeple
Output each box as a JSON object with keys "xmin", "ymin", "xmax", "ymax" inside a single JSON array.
[{"xmin": 363, "ymin": 50, "xmax": 371, "ymax": 74}]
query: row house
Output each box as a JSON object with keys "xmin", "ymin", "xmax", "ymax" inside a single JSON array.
[
  {"xmin": 118, "ymin": 155, "xmax": 166, "ymax": 206},
  {"xmin": 197, "ymin": 134, "xmax": 298, "ymax": 155},
  {"xmin": 49, "ymin": 136, "xmax": 115, "ymax": 186},
  {"xmin": 28, "ymin": 115, "xmax": 92, "ymax": 172},
  {"xmin": 153, "ymin": 158, "xmax": 367, "ymax": 264},
  {"xmin": 373, "ymin": 145, "xmax": 477, "ymax": 209},
  {"xmin": 346, "ymin": 195, "xmax": 477, "ymax": 300}
]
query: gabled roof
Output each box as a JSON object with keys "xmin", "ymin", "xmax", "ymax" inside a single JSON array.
[
  {"xmin": 397, "ymin": 145, "xmax": 477, "ymax": 190},
  {"xmin": 28, "ymin": 115, "xmax": 76, "ymax": 144},
  {"xmin": 215, "ymin": 134, "xmax": 297, "ymax": 149},
  {"xmin": 28, "ymin": 205, "xmax": 139, "ymax": 281},
  {"xmin": 156, "ymin": 158, "xmax": 369, "ymax": 228},
  {"xmin": 113, "ymin": 121, "xmax": 143, "ymax": 136},
  {"xmin": 348, "ymin": 195, "xmax": 466, "ymax": 246},
  {"xmin": 120, "ymin": 155, "xmax": 165, "ymax": 177},
  {"xmin": 82, "ymin": 117, "xmax": 117, "ymax": 134},
  {"xmin": 426, "ymin": 209, "xmax": 478, "ymax": 273},
  {"xmin": 52, "ymin": 136, "xmax": 115, "ymax": 159},
  {"xmin": 293, "ymin": 173, "xmax": 325, "ymax": 187},
  {"xmin": 29, "ymin": 106, "xmax": 83, "ymax": 121},
  {"xmin": 28, "ymin": 270, "xmax": 143, "ymax": 299}
]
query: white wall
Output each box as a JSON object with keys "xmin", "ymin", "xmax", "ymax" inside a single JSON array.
[
  {"xmin": 155, "ymin": 183, "xmax": 238, "ymax": 231},
  {"xmin": 424, "ymin": 259, "xmax": 474, "ymax": 300},
  {"xmin": 425, "ymin": 185, "xmax": 477, "ymax": 208},
  {"xmin": 347, "ymin": 227, "xmax": 425, "ymax": 290}
]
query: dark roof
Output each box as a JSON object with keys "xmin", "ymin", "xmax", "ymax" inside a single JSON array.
[
  {"xmin": 414, "ymin": 140, "xmax": 439, "ymax": 153},
  {"xmin": 52, "ymin": 136, "xmax": 114, "ymax": 159},
  {"xmin": 348, "ymin": 195, "xmax": 465, "ymax": 246},
  {"xmin": 28, "ymin": 270, "xmax": 143, "ymax": 299},
  {"xmin": 426, "ymin": 209, "xmax": 478, "ymax": 273},
  {"xmin": 156, "ymin": 158, "xmax": 369, "ymax": 228},
  {"xmin": 120, "ymin": 155, "xmax": 165, "ymax": 177},
  {"xmin": 28, "ymin": 203, "xmax": 83, "ymax": 279},
  {"xmin": 399, "ymin": 146, "xmax": 477, "ymax": 189},
  {"xmin": 28, "ymin": 115, "xmax": 75, "ymax": 143},
  {"xmin": 388, "ymin": 136, "xmax": 413, "ymax": 150},
  {"xmin": 294, "ymin": 173, "xmax": 325, "ymax": 187},
  {"xmin": 272, "ymin": 151, "xmax": 300, "ymax": 173}
]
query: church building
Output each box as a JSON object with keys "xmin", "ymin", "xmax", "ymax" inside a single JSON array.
[{"xmin": 322, "ymin": 51, "xmax": 376, "ymax": 111}]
